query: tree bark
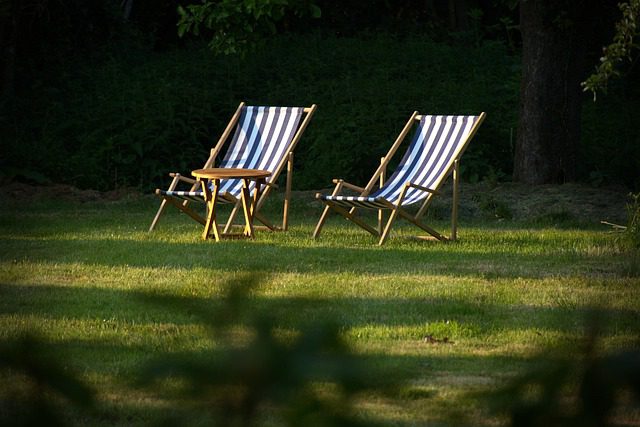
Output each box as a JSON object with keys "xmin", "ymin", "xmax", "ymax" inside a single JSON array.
[{"xmin": 514, "ymin": 0, "xmax": 589, "ymax": 184}]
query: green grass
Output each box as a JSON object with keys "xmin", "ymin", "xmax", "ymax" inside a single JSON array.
[{"xmin": 1, "ymin": 192, "xmax": 639, "ymax": 426}]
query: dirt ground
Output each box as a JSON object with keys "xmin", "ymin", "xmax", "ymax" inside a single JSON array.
[
  {"xmin": 0, "ymin": 181, "xmax": 633, "ymax": 225},
  {"xmin": 447, "ymin": 181, "xmax": 632, "ymax": 224},
  {"xmin": 0, "ymin": 182, "xmax": 138, "ymax": 203},
  {"xmin": 301, "ymin": 181, "xmax": 633, "ymax": 225}
]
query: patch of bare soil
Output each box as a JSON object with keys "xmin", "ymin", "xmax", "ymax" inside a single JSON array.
[
  {"xmin": 0, "ymin": 182, "xmax": 143, "ymax": 203},
  {"xmin": 300, "ymin": 182, "xmax": 632, "ymax": 224},
  {"xmin": 0, "ymin": 181, "xmax": 632, "ymax": 224},
  {"xmin": 453, "ymin": 182, "xmax": 631, "ymax": 224}
]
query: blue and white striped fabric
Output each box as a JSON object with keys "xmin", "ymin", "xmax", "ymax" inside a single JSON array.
[
  {"xmin": 160, "ymin": 106, "xmax": 304, "ymax": 203},
  {"xmin": 322, "ymin": 115, "xmax": 480, "ymax": 209}
]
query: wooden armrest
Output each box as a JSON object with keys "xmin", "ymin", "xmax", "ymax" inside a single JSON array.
[
  {"xmin": 407, "ymin": 182, "xmax": 440, "ymax": 195},
  {"xmin": 332, "ymin": 179, "xmax": 365, "ymax": 193},
  {"xmin": 265, "ymin": 181, "xmax": 279, "ymax": 189},
  {"xmin": 169, "ymin": 173, "xmax": 197, "ymax": 184}
]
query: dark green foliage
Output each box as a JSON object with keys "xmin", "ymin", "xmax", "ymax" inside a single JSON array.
[
  {"xmin": 177, "ymin": 0, "xmax": 321, "ymax": 55},
  {"xmin": 2, "ymin": 0, "xmax": 125, "ymax": 99},
  {"xmin": 3, "ymin": 49, "xmax": 230, "ymax": 190},
  {"xmin": 2, "ymin": 34, "xmax": 520, "ymax": 191},
  {"xmin": 580, "ymin": 79, "xmax": 640, "ymax": 189},
  {"xmin": 582, "ymin": 0, "xmax": 640, "ymax": 97},
  {"xmin": 2, "ymin": 31, "xmax": 638, "ymax": 191}
]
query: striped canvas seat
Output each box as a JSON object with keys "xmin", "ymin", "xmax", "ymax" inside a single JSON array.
[
  {"xmin": 314, "ymin": 112, "xmax": 485, "ymax": 245},
  {"xmin": 150, "ymin": 103, "xmax": 316, "ymax": 233},
  {"xmin": 158, "ymin": 106, "xmax": 304, "ymax": 203},
  {"xmin": 322, "ymin": 115, "xmax": 481, "ymax": 209}
]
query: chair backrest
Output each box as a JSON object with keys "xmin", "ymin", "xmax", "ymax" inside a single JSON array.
[
  {"xmin": 372, "ymin": 114, "xmax": 483, "ymax": 205},
  {"xmin": 216, "ymin": 106, "xmax": 306, "ymax": 194}
]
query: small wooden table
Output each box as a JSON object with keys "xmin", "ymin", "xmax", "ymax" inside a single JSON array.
[{"xmin": 192, "ymin": 168, "xmax": 271, "ymax": 241}]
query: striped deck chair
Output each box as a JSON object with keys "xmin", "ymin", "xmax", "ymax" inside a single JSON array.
[
  {"xmin": 313, "ymin": 111, "xmax": 485, "ymax": 245},
  {"xmin": 150, "ymin": 103, "xmax": 317, "ymax": 233}
]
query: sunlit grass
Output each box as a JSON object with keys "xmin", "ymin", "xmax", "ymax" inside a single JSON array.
[{"xmin": 0, "ymin": 194, "xmax": 639, "ymax": 425}]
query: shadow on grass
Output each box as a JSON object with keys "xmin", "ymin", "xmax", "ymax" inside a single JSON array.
[
  {"xmin": 0, "ymin": 232, "xmax": 623, "ymax": 279},
  {"xmin": 0, "ymin": 275, "xmax": 440, "ymax": 427},
  {"xmin": 1, "ymin": 200, "xmax": 637, "ymax": 425},
  {"xmin": 0, "ymin": 333, "xmax": 524, "ymax": 427},
  {"xmin": 1, "ymin": 283, "xmax": 636, "ymax": 336},
  {"xmin": 2, "ymin": 272, "xmax": 639, "ymax": 427},
  {"xmin": 3, "ymin": 325, "xmax": 638, "ymax": 427}
]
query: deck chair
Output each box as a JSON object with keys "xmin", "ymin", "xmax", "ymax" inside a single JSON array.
[
  {"xmin": 313, "ymin": 111, "xmax": 485, "ymax": 245},
  {"xmin": 150, "ymin": 103, "xmax": 317, "ymax": 233}
]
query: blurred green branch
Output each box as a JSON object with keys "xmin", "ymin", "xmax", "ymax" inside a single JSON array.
[
  {"xmin": 138, "ymin": 274, "xmax": 397, "ymax": 426},
  {"xmin": 0, "ymin": 334, "xmax": 95, "ymax": 426},
  {"xmin": 490, "ymin": 320, "xmax": 640, "ymax": 427},
  {"xmin": 177, "ymin": 0, "xmax": 320, "ymax": 55},
  {"xmin": 582, "ymin": 0, "xmax": 640, "ymax": 99}
]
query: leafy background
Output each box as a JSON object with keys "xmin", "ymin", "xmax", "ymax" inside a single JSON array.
[{"xmin": 1, "ymin": 0, "xmax": 638, "ymax": 191}]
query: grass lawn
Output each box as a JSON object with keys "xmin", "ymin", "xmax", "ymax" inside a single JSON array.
[{"xmin": 1, "ymin": 183, "xmax": 639, "ymax": 426}]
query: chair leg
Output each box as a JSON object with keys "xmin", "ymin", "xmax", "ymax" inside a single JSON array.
[
  {"xmin": 329, "ymin": 202, "xmax": 379, "ymax": 236},
  {"xmin": 223, "ymin": 199, "xmax": 242, "ymax": 234},
  {"xmin": 221, "ymin": 193, "xmax": 278, "ymax": 232},
  {"xmin": 255, "ymin": 211, "xmax": 277, "ymax": 230},
  {"xmin": 378, "ymin": 208, "xmax": 400, "ymax": 245},
  {"xmin": 283, "ymin": 152, "xmax": 293, "ymax": 231},
  {"xmin": 149, "ymin": 198, "xmax": 169, "ymax": 232},
  {"xmin": 202, "ymin": 200, "xmax": 219, "ymax": 240},
  {"xmin": 378, "ymin": 183, "xmax": 411, "ymax": 245},
  {"xmin": 240, "ymin": 180, "xmax": 255, "ymax": 237},
  {"xmin": 312, "ymin": 181, "xmax": 344, "ymax": 239},
  {"xmin": 312, "ymin": 205, "xmax": 332, "ymax": 239},
  {"xmin": 149, "ymin": 175, "xmax": 180, "ymax": 231},
  {"xmin": 378, "ymin": 156, "xmax": 386, "ymax": 235},
  {"xmin": 408, "ymin": 216, "xmax": 447, "ymax": 241},
  {"xmin": 451, "ymin": 160, "xmax": 460, "ymax": 241},
  {"xmin": 398, "ymin": 209, "xmax": 447, "ymax": 241},
  {"xmin": 202, "ymin": 180, "xmax": 220, "ymax": 241},
  {"xmin": 158, "ymin": 194, "xmax": 206, "ymax": 225}
]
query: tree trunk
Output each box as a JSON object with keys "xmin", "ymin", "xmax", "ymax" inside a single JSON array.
[
  {"xmin": 446, "ymin": 0, "xmax": 473, "ymax": 31},
  {"xmin": 514, "ymin": 0, "xmax": 589, "ymax": 184}
]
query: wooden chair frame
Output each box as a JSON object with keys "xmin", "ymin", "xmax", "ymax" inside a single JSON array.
[
  {"xmin": 313, "ymin": 111, "xmax": 486, "ymax": 245},
  {"xmin": 150, "ymin": 102, "xmax": 317, "ymax": 233}
]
